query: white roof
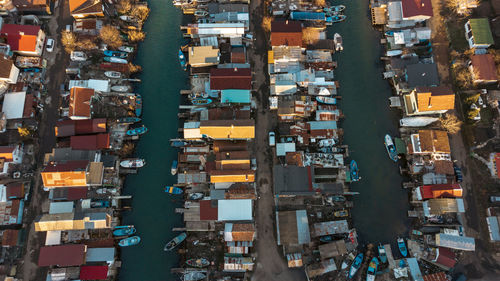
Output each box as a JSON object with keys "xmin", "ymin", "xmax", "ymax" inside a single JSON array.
[
  {"xmin": 49, "ymin": 202, "xmax": 74, "ymax": 214},
  {"xmin": 218, "ymin": 199, "xmax": 252, "ymax": 221},
  {"xmin": 0, "ymin": 185, "xmax": 6, "ymax": 202},
  {"xmin": 388, "ymin": 1, "xmax": 403, "ymax": 22},
  {"xmin": 45, "ymin": 231, "xmax": 62, "ymax": 246},
  {"xmin": 394, "ymin": 32, "xmax": 405, "ymax": 44},
  {"xmin": 276, "ymin": 143, "xmax": 296, "ymax": 156},
  {"xmin": 88, "ymin": 79, "xmax": 110, "ymax": 92},
  {"xmin": 415, "ymin": 27, "xmax": 432, "ymax": 40},
  {"xmin": 2, "ymin": 92, "xmax": 26, "ymax": 119}
]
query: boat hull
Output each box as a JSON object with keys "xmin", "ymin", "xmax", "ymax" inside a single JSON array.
[
  {"xmin": 118, "ymin": 236, "xmax": 141, "ymax": 247},
  {"xmin": 384, "ymin": 134, "xmax": 398, "ymax": 162},
  {"xmin": 350, "ymin": 160, "xmax": 360, "ymax": 181},
  {"xmin": 164, "ymin": 232, "xmax": 187, "ymax": 251},
  {"xmin": 165, "ymin": 186, "xmax": 183, "ymax": 194},
  {"xmin": 397, "ymin": 238, "xmax": 408, "ymax": 257}
]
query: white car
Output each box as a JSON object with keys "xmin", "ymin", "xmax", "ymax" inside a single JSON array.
[
  {"xmin": 70, "ymin": 51, "xmax": 88, "ymax": 62},
  {"xmin": 269, "ymin": 132, "xmax": 276, "ymax": 146},
  {"xmin": 46, "ymin": 38, "xmax": 54, "ymax": 52}
]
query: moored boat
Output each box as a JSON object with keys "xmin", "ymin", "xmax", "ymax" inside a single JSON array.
[
  {"xmin": 348, "ymin": 253, "xmax": 363, "ymax": 279},
  {"xmin": 350, "ymin": 160, "xmax": 359, "ymax": 182},
  {"xmin": 119, "ymin": 15, "xmax": 134, "ymax": 22},
  {"xmin": 189, "ymin": 193, "xmax": 204, "ymax": 200},
  {"xmin": 105, "ymin": 71, "xmax": 122, "ymax": 79},
  {"xmin": 399, "ymin": 117, "xmax": 438, "ymax": 127},
  {"xmin": 191, "ymin": 98, "xmax": 212, "ymax": 105},
  {"xmin": 384, "ymin": 134, "xmax": 398, "ymax": 162},
  {"xmin": 120, "ymin": 158, "xmax": 146, "ymax": 168},
  {"xmin": 164, "ymin": 232, "xmax": 187, "ymax": 251},
  {"xmin": 378, "ymin": 244, "xmax": 387, "ymax": 263},
  {"xmin": 334, "ymin": 33, "xmax": 343, "ymax": 51},
  {"xmin": 135, "ymin": 94, "xmax": 142, "ymax": 116},
  {"xmin": 117, "ymin": 116, "xmax": 141, "ymax": 123},
  {"xmin": 194, "ymin": 10, "xmax": 208, "ymax": 17},
  {"xmin": 397, "ymin": 237, "xmax": 408, "ymax": 257},
  {"xmin": 319, "ymin": 235, "xmax": 333, "ymax": 242},
  {"xmin": 165, "ymin": 186, "xmax": 183, "ymax": 194},
  {"xmin": 171, "ymin": 140, "xmax": 186, "ymax": 147},
  {"xmin": 171, "ymin": 160, "xmax": 178, "ymax": 175},
  {"xmin": 366, "ymin": 257, "xmax": 379, "ymax": 281},
  {"xmin": 118, "ymin": 236, "xmax": 141, "ymax": 247},
  {"xmin": 182, "ymin": 271, "xmax": 206, "ymax": 281},
  {"xmin": 186, "ymin": 258, "xmax": 210, "ymax": 268},
  {"xmin": 111, "ymin": 85, "xmax": 131, "ymax": 92},
  {"xmin": 104, "ymin": 56, "xmax": 128, "ymax": 64},
  {"xmin": 104, "ymin": 50, "xmax": 128, "ymax": 58},
  {"xmin": 126, "ymin": 125, "xmax": 148, "ymax": 136},
  {"xmin": 316, "ymin": 96, "xmax": 337, "ymax": 105},
  {"xmin": 341, "ymin": 253, "xmax": 355, "ymax": 270},
  {"xmin": 113, "ymin": 226, "xmax": 136, "ymax": 236},
  {"xmin": 118, "ymin": 46, "xmax": 134, "ymax": 53},
  {"xmin": 179, "ymin": 49, "xmax": 187, "ymax": 71},
  {"xmin": 331, "ymin": 14, "xmax": 346, "ymax": 23}
]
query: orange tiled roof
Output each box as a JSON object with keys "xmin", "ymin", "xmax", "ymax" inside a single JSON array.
[
  {"xmin": 416, "ymin": 86, "xmax": 455, "ymax": 112},
  {"xmin": 0, "ymin": 24, "xmax": 40, "ymax": 52},
  {"xmin": 418, "ymin": 130, "xmax": 450, "ymax": 153},
  {"xmin": 69, "ymin": 87, "xmax": 94, "ymax": 118}
]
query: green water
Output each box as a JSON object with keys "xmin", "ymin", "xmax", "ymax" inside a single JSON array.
[
  {"xmin": 118, "ymin": 1, "xmax": 186, "ymax": 280},
  {"xmin": 329, "ymin": 0, "xmax": 410, "ymax": 243}
]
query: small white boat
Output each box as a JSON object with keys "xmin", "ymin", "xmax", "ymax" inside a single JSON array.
[
  {"xmin": 119, "ymin": 15, "xmax": 135, "ymax": 22},
  {"xmin": 104, "ymin": 57, "xmax": 128, "ymax": 64},
  {"xmin": 120, "ymin": 158, "xmax": 146, "ymax": 168},
  {"xmin": 105, "ymin": 71, "xmax": 122, "ymax": 79},
  {"xmin": 111, "ymin": 85, "xmax": 131, "ymax": 92},
  {"xmin": 118, "ymin": 46, "xmax": 134, "ymax": 53},
  {"xmin": 318, "ymin": 138, "xmax": 336, "ymax": 147},
  {"xmin": 194, "ymin": 10, "xmax": 208, "ymax": 17},
  {"xmin": 334, "ymin": 33, "xmax": 343, "ymax": 51}
]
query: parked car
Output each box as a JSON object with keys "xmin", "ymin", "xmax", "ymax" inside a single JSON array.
[
  {"xmin": 454, "ymin": 164, "xmax": 463, "ymax": 183},
  {"xmin": 490, "ymin": 196, "xmax": 500, "ymax": 203},
  {"xmin": 70, "ymin": 51, "xmax": 87, "ymax": 62},
  {"xmin": 268, "ymin": 132, "xmax": 275, "ymax": 146},
  {"xmin": 46, "ymin": 38, "xmax": 54, "ymax": 52}
]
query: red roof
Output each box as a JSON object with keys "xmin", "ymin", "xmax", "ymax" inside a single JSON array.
[
  {"xmin": 420, "ymin": 184, "xmax": 463, "ymax": 199},
  {"xmin": 38, "ymin": 244, "xmax": 86, "ymax": 267},
  {"xmin": 67, "ymin": 186, "xmax": 88, "ymax": 200},
  {"xmin": 6, "ymin": 183, "xmax": 24, "ymax": 199},
  {"xmin": 0, "ymin": 24, "xmax": 41, "ymax": 52},
  {"xmin": 401, "ymin": 0, "xmax": 433, "ymax": 18},
  {"xmin": 436, "ymin": 247, "xmax": 456, "ymax": 268},
  {"xmin": 80, "ymin": 265, "xmax": 108, "ymax": 280},
  {"xmin": 199, "ymin": 200, "xmax": 218, "ymax": 220},
  {"xmin": 496, "ymin": 153, "xmax": 500, "ymax": 179},
  {"xmin": 70, "ymin": 133, "xmax": 110, "ymax": 150},
  {"xmin": 69, "ymin": 87, "xmax": 94, "ymax": 119},
  {"xmin": 23, "ymin": 93, "xmax": 35, "ymax": 118},
  {"xmin": 423, "ymin": 272, "xmax": 449, "ymax": 281},
  {"xmin": 55, "ymin": 118, "xmax": 107, "ymax": 137},
  {"xmin": 2, "ymin": 229, "xmax": 19, "ymax": 247},
  {"xmin": 44, "ymin": 160, "xmax": 89, "ymax": 172},
  {"xmin": 210, "ymin": 68, "xmax": 251, "ymax": 90},
  {"xmin": 471, "ymin": 54, "xmax": 498, "ymax": 82},
  {"xmin": 0, "ymin": 146, "xmax": 16, "ymax": 154},
  {"xmin": 271, "ymin": 20, "xmax": 303, "ymax": 47}
]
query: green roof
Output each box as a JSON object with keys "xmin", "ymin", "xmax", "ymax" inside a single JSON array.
[
  {"xmin": 469, "ymin": 18, "xmax": 494, "ymax": 46},
  {"xmin": 221, "ymin": 89, "xmax": 251, "ymax": 104},
  {"xmin": 395, "ymin": 138, "xmax": 407, "ymax": 154}
]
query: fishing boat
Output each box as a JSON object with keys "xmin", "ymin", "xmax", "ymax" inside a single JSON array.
[
  {"xmin": 111, "ymin": 85, "xmax": 131, "ymax": 92},
  {"xmin": 120, "ymin": 158, "xmax": 146, "ymax": 168},
  {"xmin": 165, "ymin": 186, "xmax": 183, "ymax": 194},
  {"xmin": 118, "ymin": 46, "xmax": 134, "ymax": 53},
  {"xmin": 179, "ymin": 49, "xmax": 187, "ymax": 71},
  {"xmin": 384, "ymin": 134, "xmax": 398, "ymax": 162},
  {"xmin": 164, "ymin": 232, "xmax": 187, "ymax": 251},
  {"xmin": 186, "ymin": 258, "xmax": 210, "ymax": 268},
  {"xmin": 325, "ymin": 195, "xmax": 345, "ymax": 205},
  {"xmin": 191, "ymin": 98, "xmax": 212, "ymax": 105},
  {"xmin": 104, "ymin": 57, "xmax": 128, "ymax": 64},
  {"xmin": 316, "ymin": 96, "xmax": 337, "ymax": 105},
  {"xmin": 334, "ymin": 210, "xmax": 348, "ymax": 217},
  {"xmin": 189, "ymin": 193, "xmax": 204, "ymax": 200},
  {"xmin": 117, "ymin": 116, "xmax": 141, "ymax": 123},
  {"xmin": 378, "ymin": 244, "xmax": 387, "ymax": 263},
  {"xmin": 171, "ymin": 160, "xmax": 178, "ymax": 175},
  {"xmin": 397, "ymin": 237, "xmax": 408, "ymax": 257},
  {"xmin": 324, "ymin": 5, "xmax": 345, "ymax": 14},
  {"xmin": 350, "ymin": 160, "xmax": 359, "ymax": 182},
  {"xmin": 113, "ymin": 226, "xmax": 136, "ymax": 236},
  {"xmin": 331, "ymin": 14, "xmax": 346, "ymax": 23},
  {"xmin": 104, "ymin": 50, "xmax": 128, "ymax": 58},
  {"xmin": 118, "ymin": 236, "xmax": 141, "ymax": 247},
  {"xmin": 341, "ymin": 253, "xmax": 355, "ymax": 270},
  {"xmin": 135, "ymin": 94, "xmax": 143, "ymax": 116},
  {"xmin": 182, "ymin": 271, "xmax": 206, "ymax": 281},
  {"xmin": 194, "ymin": 10, "xmax": 208, "ymax": 17},
  {"xmin": 171, "ymin": 140, "xmax": 186, "ymax": 147},
  {"xmin": 104, "ymin": 71, "xmax": 122, "ymax": 79},
  {"xmin": 348, "ymin": 253, "xmax": 363, "ymax": 279},
  {"xmin": 334, "ymin": 33, "xmax": 343, "ymax": 51},
  {"xmin": 119, "ymin": 15, "xmax": 134, "ymax": 22},
  {"xmin": 366, "ymin": 257, "xmax": 379, "ymax": 281},
  {"xmin": 126, "ymin": 125, "xmax": 148, "ymax": 136},
  {"xmin": 319, "ymin": 235, "xmax": 333, "ymax": 242}
]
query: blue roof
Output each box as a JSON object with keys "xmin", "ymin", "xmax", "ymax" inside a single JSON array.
[
  {"xmin": 407, "ymin": 258, "xmax": 424, "ymax": 281},
  {"xmin": 221, "ymin": 89, "xmax": 251, "ymax": 104},
  {"xmin": 487, "ymin": 217, "xmax": 500, "ymax": 241},
  {"xmin": 85, "ymin": 247, "xmax": 115, "ymax": 262},
  {"xmin": 290, "ymin": 11, "xmax": 325, "ymax": 20},
  {"xmin": 296, "ymin": 210, "xmax": 311, "ymax": 244},
  {"xmin": 308, "ymin": 121, "xmax": 337, "ymax": 130},
  {"xmin": 437, "ymin": 234, "xmax": 475, "ymax": 251}
]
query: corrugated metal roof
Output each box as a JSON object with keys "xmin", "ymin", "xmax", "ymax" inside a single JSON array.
[
  {"xmin": 221, "ymin": 89, "xmax": 251, "ymax": 104},
  {"xmin": 276, "ymin": 143, "xmax": 296, "ymax": 156},
  {"xmin": 308, "ymin": 121, "xmax": 337, "ymax": 130},
  {"xmin": 45, "ymin": 231, "xmax": 61, "ymax": 246},
  {"xmin": 436, "ymin": 233, "xmax": 475, "ymax": 251},
  {"xmin": 85, "ymin": 247, "xmax": 115, "ymax": 262},
  {"xmin": 49, "ymin": 202, "xmax": 74, "ymax": 214},
  {"xmin": 486, "ymin": 216, "xmax": 500, "ymax": 241},
  {"xmin": 218, "ymin": 199, "xmax": 252, "ymax": 221},
  {"xmin": 296, "ymin": 210, "xmax": 311, "ymax": 244},
  {"xmin": 313, "ymin": 220, "xmax": 349, "ymax": 237},
  {"xmin": 407, "ymin": 258, "xmax": 424, "ymax": 281}
]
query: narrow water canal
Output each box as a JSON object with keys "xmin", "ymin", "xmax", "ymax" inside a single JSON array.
[
  {"xmin": 118, "ymin": 1, "xmax": 186, "ymax": 280},
  {"xmin": 328, "ymin": 0, "xmax": 410, "ymax": 243}
]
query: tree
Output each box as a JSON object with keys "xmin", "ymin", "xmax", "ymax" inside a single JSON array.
[
  {"xmin": 130, "ymin": 5, "xmax": 150, "ymax": 23},
  {"xmin": 445, "ymin": 0, "xmax": 479, "ymax": 16},
  {"xmin": 100, "ymin": 25, "xmax": 123, "ymax": 49},
  {"xmin": 467, "ymin": 108, "xmax": 480, "ymax": 120},
  {"xmin": 439, "ymin": 113, "xmax": 462, "ymax": 134},
  {"xmin": 117, "ymin": 0, "xmax": 133, "ymax": 14},
  {"xmin": 454, "ymin": 67, "xmax": 472, "ymax": 90},
  {"xmin": 464, "ymin": 93, "xmax": 480, "ymax": 104},
  {"xmin": 314, "ymin": 0, "xmax": 326, "ymax": 6},
  {"xmin": 61, "ymin": 31, "xmax": 77, "ymax": 53},
  {"xmin": 302, "ymin": 28, "xmax": 320, "ymax": 45},
  {"xmin": 127, "ymin": 30, "xmax": 145, "ymax": 42},
  {"xmin": 76, "ymin": 38, "xmax": 97, "ymax": 50},
  {"xmin": 119, "ymin": 142, "xmax": 135, "ymax": 157},
  {"xmin": 128, "ymin": 62, "xmax": 142, "ymax": 73},
  {"xmin": 17, "ymin": 127, "xmax": 31, "ymax": 138},
  {"xmin": 262, "ymin": 16, "xmax": 272, "ymax": 33}
]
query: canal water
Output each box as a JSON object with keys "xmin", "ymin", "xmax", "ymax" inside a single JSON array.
[
  {"xmin": 328, "ymin": 0, "xmax": 411, "ymax": 244},
  {"xmin": 118, "ymin": 1, "xmax": 186, "ymax": 280}
]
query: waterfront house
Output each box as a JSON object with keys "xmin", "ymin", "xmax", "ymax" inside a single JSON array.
[
  {"xmin": 215, "ymin": 151, "xmax": 250, "ymax": 170},
  {"xmin": 465, "ymin": 19, "xmax": 494, "ymax": 49},
  {"xmin": 35, "ymin": 211, "xmax": 111, "ymax": 231},
  {"xmin": 0, "ymin": 24, "xmax": 45, "ymax": 56},
  {"xmin": 70, "ymin": 133, "xmax": 110, "ymax": 150},
  {"xmin": 218, "ymin": 199, "xmax": 252, "ymax": 221},
  {"xmin": 0, "ymin": 56, "xmax": 19, "ymax": 84},
  {"xmin": 403, "ymin": 86, "xmax": 455, "ymax": 116},
  {"xmin": 38, "ymin": 244, "xmax": 87, "ymax": 267},
  {"xmin": 48, "ymin": 186, "xmax": 88, "ymax": 201},
  {"xmin": 1, "ymin": 91, "xmax": 35, "ymax": 120},
  {"xmin": 486, "ymin": 215, "xmax": 500, "ymax": 242},
  {"xmin": 55, "ymin": 119, "xmax": 107, "ymax": 137},
  {"xmin": 69, "ymin": 87, "xmax": 95, "ymax": 120},
  {"xmin": 422, "ymin": 198, "xmax": 464, "ymax": 216},
  {"xmin": 13, "ymin": 0, "xmax": 51, "ymax": 14},
  {"xmin": 416, "ymin": 184, "xmax": 463, "ymax": 200},
  {"xmin": 435, "ymin": 233, "xmax": 475, "ymax": 251},
  {"xmin": 401, "ymin": 0, "xmax": 433, "ymax": 22},
  {"xmin": 405, "ymin": 63, "xmax": 440, "ymax": 89},
  {"xmin": 1, "ymin": 229, "xmax": 20, "ymax": 247},
  {"xmin": 210, "ymin": 68, "xmax": 251, "ymax": 90},
  {"xmin": 188, "ymin": 46, "xmax": 220, "ymax": 68},
  {"xmin": 271, "ymin": 20, "xmax": 302, "ymax": 47},
  {"xmin": 0, "ymin": 199, "xmax": 23, "ymax": 225},
  {"xmin": 469, "ymin": 54, "xmax": 498, "ymax": 84},
  {"xmin": 410, "ymin": 130, "xmax": 450, "ymax": 155},
  {"xmin": 69, "ymin": 0, "xmax": 104, "ymax": 19},
  {"xmin": 41, "ymin": 160, "xmax": 104, "ymax": 189},
  {"xmin": 276, "ymin": 210, "xmax": 311, "ymax": 246},
  {"xmin": 224, "ymin": 223, "xmax": 255, "ymax": 241},
  {"xmin": 73, "ymin": 18, "xmax": 103, "ymax": 35}
]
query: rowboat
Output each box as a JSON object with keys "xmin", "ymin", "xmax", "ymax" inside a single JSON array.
[
  {"xmin": 104, "ymin": 50, "xmax": 128, "ymax": 58},
  {"xmin": 350, "ymin": 160, "xmax": 359, "ymax": 182},
  {"xmin": 378, "ymin": 244, "xmax": 387, "ymax": 264},
  {"xmin": 179, "ymin": 49, "xmax": 187, "ymax": 71},
  {"xmin": 118, "ymin": 236, "xmax": 141, "ymax": 247},
  {"xmin": 135, "ymin": 94, "xmax": 142, "ymax": 116},
  {"xmin": 189, "ymin": 193, "xmax": 204, "ymax": 200},
  {"xmin": 348, "ymin": 253, "xmax": 363, "ymax": 279},
  {"xmin": 165, "ymin": 186, "xmax": 183, "ymax": 194},
  {"xmin": 334, "ymin": 33, "xmax": 343, "ymax": 51},
  {"xmin": 117, "ymin": 117, "xmax": 141, "ymax": 123},
  {"xmin": 384, "ymin": 134, "xmax": 398, "ymax": 162},
  {"xmin": 126, "ymin": 125, "xmax": 148, "ymax": 136},
  {"xmin": 164, "ymin": 232, "xmax": 187, "ymax": 251},
  {"xmin": 119, "ymin": 15, "xmax": 134, "ymax": 22},
  {"xmin": 398, "ymin": 237, "xmax": 408, "ymax": 257},
  {"xmin": 113, "ymin": 226, "xmax": 136, "ymax": 236},
  {"xmin": 191, "ymin": 98, "xmax": 212, "ymax": 105},
  {"xmin": 182, "ymin": 271, "xmax": 206, "ymax": 281},
  {"xmin": 118, "ymin": 46, "xmax": 134, "ymax": 53},
  {"xmin": 104, "ymin": 71, "xmax": 122, "ymax": 79},
  {"xmin": 366, "ymin": 257, "xmax": 379, "ymax": 281},
  {"xmin": 194, "ymin": 10, "xmax": 208, "ymax": 17},
  {"xmin": 104, "ymin": 57, "xmax": 128, "ymax": 64},
  {"xmin": 186, "ymin": 258, "xmax": 210, "ymax": 268},
  {"xmin": 341, "ymin": 253, "xmax": 355, "ymax": 270},
  {"xmin": 120, "ymin": 158, "xmax": 146, "ymax": 168},
  {"xmin": 171, "ymin": 160, "xmax": 178, "ymax": 175},
  {"xmin": 316, "ymin": 96, "xmax": 337, "ymax": 105}
]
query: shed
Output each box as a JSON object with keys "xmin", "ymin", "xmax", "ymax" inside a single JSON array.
[
  {"xmin": 49, "ymin": 202, "xmax": 74, "ymax": 214},
  {"xmin": 435, "ymin": 233, "xmax": 475, "ymax": 251},
  {"xmin": 486, "ymin": 216, "xmax": 500, "ymax": 241},
  {"xmin": 38, "ymin": 244, "xmax": 86, "ymax": 266},
  {"xmin": 80, "ymin": 265, "xmax": 108, "ymax": 280},
  {"xmin": 276, "ymin": 210, "xmax": 311, "ymax": 246},
  {"xmin": 221, "ymin": 89, "xmax": 251, "ymax": 104},
  {"xmin": 45, "ymin": 231, "xmax": 61, "ymax": 246},
  {"xmin": 318, "ymin": 240, "xmax": 347, "ymax": 259},
  {"xmin": 2, "ymin": 92, "xmax": 26, "ymax": 119},
  {"xmin": 276, "ymin": 143, "xmax": 296, "ymax": 156},
  {"xmin": 85, "ymin": 247, "xmax": 115, "ymax": 263},
  {"xmin": 313, "ymin": 220, "xmax": 349, "ymax": 237},
  {"xmin": 218, "ymin": 199, "xmax": 252, "ymax": 221}
]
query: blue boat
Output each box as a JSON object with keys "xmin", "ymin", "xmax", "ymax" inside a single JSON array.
[
  {"xmin": 331, "ymin": 14, "xmax": 346, "ymax": 23},
  {"xmin": 171, "ymin": 141, "xmax": 186, "ymax": 147},
  {"xmin": 348, "ymin": 253, "xmax": 363, "ymax": 279},
  {"xmin": 117, "ymin": 117, "xmax": 141, "ymax": 123},
  {"xmin": 135, "ymin": 94, "xmax": 142, "ymax": 116},
  {"xmin": 319, "ymin": 235, "xmax": 333, "ymax": 242},
  {"xmin": 103, "ymin": 50, "xmax": 128, "ymax": 58},
  {"xmin": 397, "ymin": 237, "xmax": 408, "ymax": 257},
  {"xmin": 366, "ymin": 257, "xmax": 379, "ymax": 281},
  {"xmin": 316, "ymin": 96, "xmax": 337, "ymax": 105},
  {"xmin": 350, "ymin": 160, "xmax": 359, "ymax": 182},
  {"xmin": 165, "ymin": 186, "xmax": 183, "ymax": 194},
  {"xmin": 171, "ymin": 160, "xmax": 178, "ymax": 175},
  {"xmin": 290, "ymin": 11, "xmax": 326, "ymax": 21},
  {"xmin": 164, "ymin": 232, "xmax": 187, "ymax": 251},
  {"xmin": 191, "ymin": 98, "xmax": 212, "ymax": 105},
  {"xmin": 378, "ymin": 244, "xmax": 387, "ymax": 264},
  {"xmin": 118, "ymin": 236, "xmax": 141, "ymax": 247},
  {"xmin": 384, "ymin": 134, "xmax": 398, "ymax": 162},
  {"xmin": 126, "ymin": 125, "xmax": 148, "ymax": 136},
  {"xmin": 179, "ymin": 49, "xmax": 187, "ymax": 71},
  {"xmin": 113, "ymin": 226, "xmax": 136, "ymax": 236},
  {"xmin": 103, "ymin": 56, "xmax": 128, "ymax": 64}
]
